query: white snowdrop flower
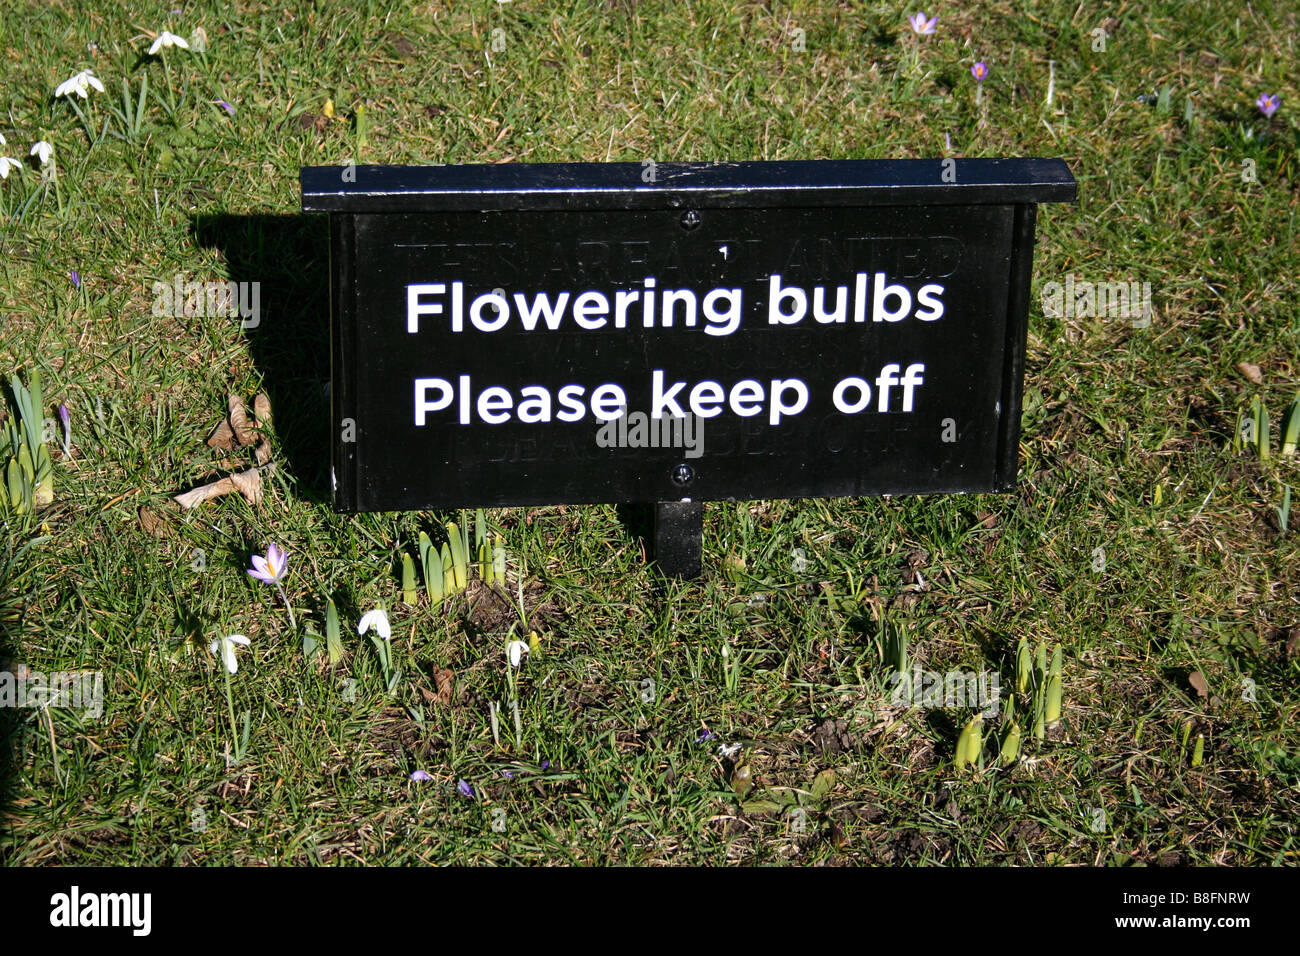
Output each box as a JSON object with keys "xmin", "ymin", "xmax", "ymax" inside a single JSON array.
[
  {"xmin": 506, "ymin": 639, "xmax": 530, "ymax": 667},
  {"xmin": 357, "ymin": 608, "xmax": 392, "ymax": 640},
  {"xmin": 209, "ymin": 634, "xmax": 251, "ymax": 674},
  {"xmin": 149, "ymin": 30, "xmax": 191, "ymax": 55},
  {"xmin": 54, "ymin": 69, "xmax": 105, "ymax": 99}
]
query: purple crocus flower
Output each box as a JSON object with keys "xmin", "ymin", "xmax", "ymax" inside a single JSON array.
[
  {"xmin": 58, "ymin": 403, "xmax": 70, "ymax": 430},
  {"xmin": 971, "ymin": 62, "xmax": 988, "ymax": 82},
  {"xmin": 696, "ymin": 729, "xmax": 715, "ymax": 744},
  {"xmin": 248, "ymin": 543, "xmax": 296, "ymax": 628},
  {"xmin": 1256, "ymin": 93, "xmax": 1280, "ymax": 118},
  {"xmin": 456, "ymin": 779, "xmax": 474, "ymax": 797},
  {"xmin": 214, "ymin": 99, "xmax": 235, "ymax": 116},
  {"xmin": 248, "ymin": 544, "xmax": 288, "ymax": 584},
  {"xmin": 907, "ymin": 12, "xmax": 938, "ymax": 35},
  {"xmin": 410, "ymin": 770, "xmax": 433, "ymax": 782},
  {"xmin": 70, "ymin": 270, "xmax": 81, "ymax": 288}
]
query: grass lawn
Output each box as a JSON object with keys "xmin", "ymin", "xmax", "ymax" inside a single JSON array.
[{"xmin": 0, "ymin": 0, "xmax": 1297, "ymax": 865}]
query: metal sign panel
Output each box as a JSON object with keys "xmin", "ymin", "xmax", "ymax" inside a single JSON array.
[{"xmin": 302, "ymin": 159, "xmax": 1075, "ymax": 514}]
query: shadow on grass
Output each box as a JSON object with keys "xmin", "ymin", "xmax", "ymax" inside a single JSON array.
[
  {"xmin": 190, "ymin": 213, "xmax": 332, "ymax": 505},
  {"xmin": 0, "ymin": 529, "xmax": 32, "ymax": 864},
  {"xmin": 615, "ymin": 502, "xmax": 655, "ymax": 564},
  {"xmin": 0, "ymin": 671, "xmax": 18, "ymax": 865}
]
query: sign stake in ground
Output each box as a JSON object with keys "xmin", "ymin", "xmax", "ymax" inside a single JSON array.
[{"xmin": 302, "ymin": 159, "xmax": 1076, "ymax": 578}]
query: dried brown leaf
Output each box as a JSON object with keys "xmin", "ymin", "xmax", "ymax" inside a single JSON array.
[
  {"xmin": 434, "ymin": 667, "xmax": 455, "ymax": 706},
  {"xmin": 206, "ymin": 418, "xmax": 237, "ymax": 452},
  {"xmin": 173, "ymin": 464, "xmax": 273, "ymax": 509},
  {"xmin": 174, "ymin": 478, "xmax": 234, "ymax": 509},
  {"xmin": 253, "ymin": 392, "xmax": 272, "ymax": 428},
  {"xmin": 1236, "ymin": 361, "xmax": 1263, "ymax": 385},
  {"xmin": 139, "ymin": 505, "xmax": 169, "ymax": 537},
  {"xmin": 1189, "ymin": 670, "xmax": 1209, "ymax": 698},
  {"xmin": 228, "ymin": 394, "xmax": 257, "ymax": 446},
  {"xmin": 229, "ymin": 467, "xmax": 264, "ymax": 503}
]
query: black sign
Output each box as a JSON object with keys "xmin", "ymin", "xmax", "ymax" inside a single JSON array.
[{"xmin": 302, "ymin": 159, "xmax": 1075, "ymax": 514}]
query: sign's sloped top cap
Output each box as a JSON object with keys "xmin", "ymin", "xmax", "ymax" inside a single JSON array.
[{"xmin": 301, "ymin": 158, "xmax": 1077, "ymax": 213}]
